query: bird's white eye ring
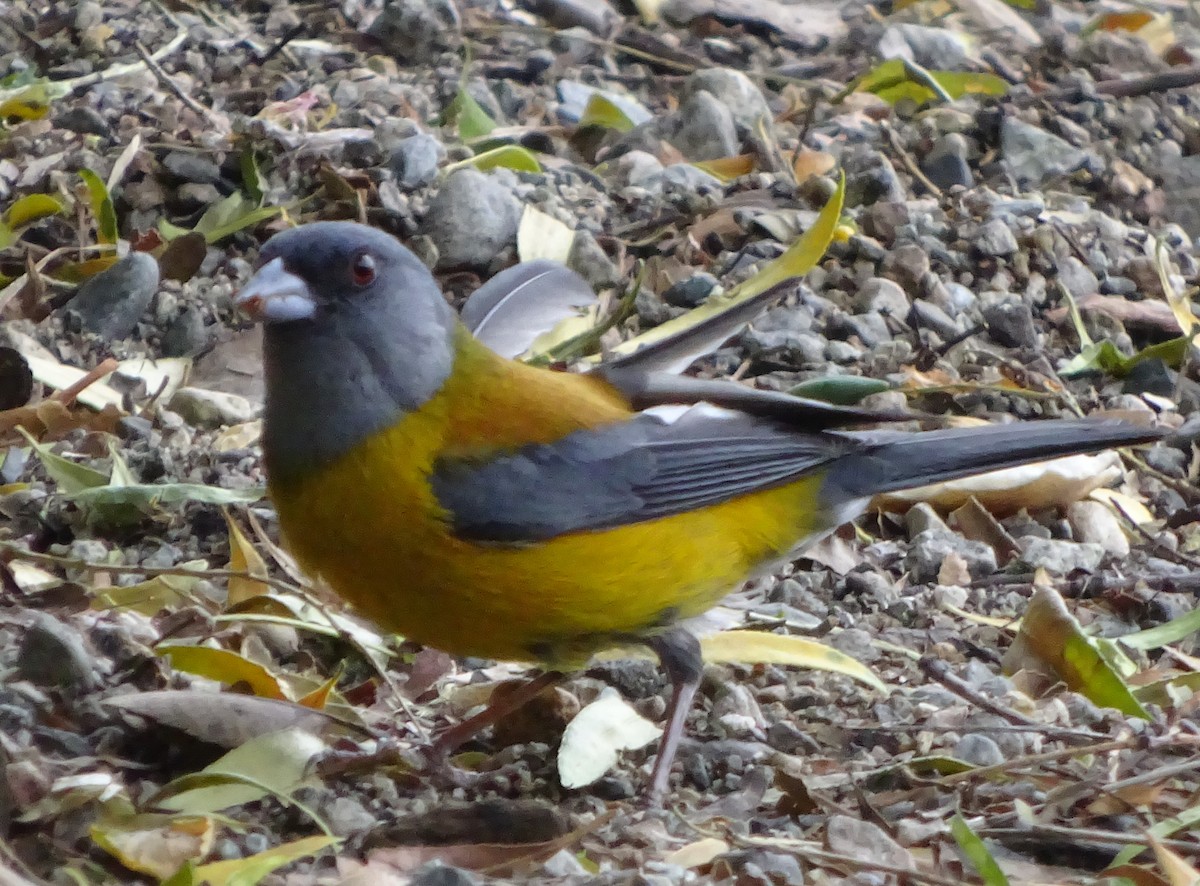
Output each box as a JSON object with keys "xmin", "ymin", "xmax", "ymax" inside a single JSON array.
[{"xmin": 351, "ymin": 252, "xmax": 376, "ymax": 287}]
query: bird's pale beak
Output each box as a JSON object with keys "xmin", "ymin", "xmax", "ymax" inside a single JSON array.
[{"xmin": 235, "ymin": 257, "xmax": 316, "ymax": 322}]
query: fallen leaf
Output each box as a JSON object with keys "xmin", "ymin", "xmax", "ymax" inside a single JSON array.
[
  {"xmin": 156, "ymin": 644, "xmax": 288, "ymax": 700},
  {"xmin": 107, "ymin": 690, "xmax": 343, "ymax": 747},
  {"xmin": 91, "ymin": 812, "xmax": 214, "ymax": 880},
  {"xmin": 516, "ymin": 205, "xmax": 575, "ymax": 264},
  {"xmin": 1002, "ymin": 584, "xmax": 1149, "ymax": 719},
  {"xmin": 557, "ymin": 688, "xmax": 660, "ymax": 789},
  {"xmin": 700, "ymin": 630, "xmax": 885, "ymax": 692},
  {"xmin": 193, "ymin": 835, "xmax": 339, "ymax": 885}
]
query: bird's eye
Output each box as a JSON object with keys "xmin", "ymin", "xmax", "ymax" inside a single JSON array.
[{"xmin": 351, "ymin": 252, "xmax": 376, "ymax": 287}]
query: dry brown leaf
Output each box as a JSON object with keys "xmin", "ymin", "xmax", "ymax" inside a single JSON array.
[
  {"xmin": 1045, "ymin": 294, "xmax": 1181, "ymax": 334},
  {"xmin": 792, "ymin": 149, "xmax": 836, "ymax": 183}
]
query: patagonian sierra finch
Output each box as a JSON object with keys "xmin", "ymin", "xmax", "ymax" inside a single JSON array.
[{"xmin": 235, "ymin": 221, "xmax": 1163, "ymax": 800}]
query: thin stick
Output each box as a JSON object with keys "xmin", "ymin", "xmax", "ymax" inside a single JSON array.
[{"xmin": 133, "ymin": 40, "xmax": 227, "ymax": 132}]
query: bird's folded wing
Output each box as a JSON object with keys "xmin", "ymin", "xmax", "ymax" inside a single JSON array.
[{"xmin": 430, "ymin": 407, "xmax": 851, "ymax": 542}]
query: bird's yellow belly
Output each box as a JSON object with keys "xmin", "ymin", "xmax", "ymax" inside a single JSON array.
[{"xmin": 269, "ymin": 416, "xmax": 828, "ymax": 667}]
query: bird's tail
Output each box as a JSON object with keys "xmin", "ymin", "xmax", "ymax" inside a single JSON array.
[{"xmin": 823, "ymin": 419, "xmax": 1163, "ymax": 500}]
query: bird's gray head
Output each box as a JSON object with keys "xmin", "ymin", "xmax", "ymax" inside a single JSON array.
[{"xmin": 236, "ymin": 221, "xmax": 457, "ymax": 478}]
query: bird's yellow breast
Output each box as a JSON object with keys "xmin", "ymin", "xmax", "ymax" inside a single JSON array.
[{"xmin": 268, "ymin": 332, "xmax": 828, "ymax": 666}]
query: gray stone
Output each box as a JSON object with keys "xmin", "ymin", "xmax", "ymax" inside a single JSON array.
[
  {"xmin": 410, "ymin": 862, "xmax": 478, "ymax": 886},
  {"xmin": 975, "ymin": 218, "xmax": 1018, "ymax": 257},
  {"xmin": 1067, "ymin": 501, "xmax": 1129, "ymax": 557},
  {"xmin": 523, "ymin": 0, "xmax": 619, "ymax": 35},
  {"xmin": 910, "ymin": 299, "xmax": 960, "ymax": 338},
  {"xmin": 669, "ymin": 91, "xmax": 738, "ymax": 162},
  {"xmin": 855, "ymin": 277, "xmax": 910, "ymax": 316},
  {"xmin": 367, "ymin": 0, "xmax": 461, "ymax": 64},
  {"xmin": 567, "ymin": 230, "xmax": 621, "ymax": 289},
  {"xmin": 664, "ymin": 273, "xmax": 718, "ymax": 308},
  {"xmin": 650, "ymin": 163, "xmax": 723, "ymax": 192},
  {"xmin": 425, "ymin": 169, "xmax": 521, "ymax": 270},
  {"xmin": 826, "ymin": 815, "xmax": 914, "ymax": 871},
  {"xmin": 609, "ymin": 150, "xmax": 664, "ymax": 188},
  {"xmin": 881, "ymin": 243, "xmax": 930, "ymax": 291},
  {"xmin": 1018, "ymin": 537, "xmax": 1105, "ymax": 574},
  {"xmin": 325, "ymin": 796, "xmax": 376, "ymax": 836},
  {"xmin": 1001, "ymin": 118, "xmax": 1091, "ymax": 187},
  {"xmin": 953, "ymin": 733, "xmax": 1005, "ymax": 767},
  {"xmin": 17, "ymin": 613, "xmax": 99, "ymax": 692},
  {"xmin": 169, "ymin": 387, "xmax": 260, "ymax": 428},
  {"xmin": 922, "ymin": 132, "xmax": 974, "ymax": 190},
  {"xmin": 905, "ymin": 502, "xmax": 949, "ymax": 537},
  {"xmin": 681, "ymin": 68, "xmax": 773, "ymax": 135},
  {"xmin": 742, "ymin": 329, "xmax": 826, "ymax": 364},
  {"xmin": 1058, "ymin": 256, "xmax": 1100, "ymax": 298},
  {"xmin": 65, "ymin": 252, "xmax": 160, "ymax": 339},
  {"xmin": 906, "ymin": 529, "xmax": 998, "ymax": 583},
  {"xmin": 161, "ymin": 151, "xmax": 222, "ymax": 184},
  {"xmin": 389, "ymin": 133, "xmax": 444, "ymax": 188},
  {"xmin": 54, "ymin": 106, "xmax": 110, "ymax": 137},
  {"xmin": 160, "ymin": 307, "xmax": 207, "ymax": 357},
  {"xmin": 983, "ymin": 299, "xmax": 1038, "ymax": 348}
]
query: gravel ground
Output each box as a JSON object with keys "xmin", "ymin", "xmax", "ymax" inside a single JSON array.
[{"xmin": 2, "ymin": 0, "xmax": 1200, "ymax": 883}]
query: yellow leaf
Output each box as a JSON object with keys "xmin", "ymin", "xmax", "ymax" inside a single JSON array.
[
  {"xmin": 3, "ymin": 193, "xmax": 65, "ymax": 229},
  {"xmin": 157, "ymin": 644, "xmax": 287, "ymax": 700},
  {"xmin": 578, "ymin": 93, "xmax": 636, "ymax": 133},
  {"xmin": 692, "ymin": 154, "xmax": 756, "ymax": 182},
  {"xmin": 91, "ymin": 813, "xmax": 213, "ymax": 879},
  {"xmin": 701, "ymin": 630, "xmax": 885, "ymax": 692},
  {"xmin": 296, "ymin": 670, "xmax": 340, "ymax": 710},
  {"xmin": 0, "ymin": 84, "xmax": 51, "ymax": 121},
  {"xmin": 607, "ymin": 171, "xmax": 845, "ymax": 361},
  {"xmin": 194, "ymin": 835, "xmax": 339, "ymax": 886},
  {"xmin": 1149, "ymin": 833, "xmax": 1200, "ymax": 886},
  {"xmin": 223, "ymin": 510, "xmax": 270, "ymax": 606}
]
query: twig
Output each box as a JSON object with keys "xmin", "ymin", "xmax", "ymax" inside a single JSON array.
[
  {"xmin": 978, "ymin": 823, "xmax": 1198, "ymax": 854},
  {"xmin": 133, "ymin": 40, "xmax": 227, "ymax": 132},
  {"xmin": 1110, "ymin": 496, "xmax": 1200, "ymax": 570},
  {"xmin": 880, "ymin": 122, "xmax": 942, "ymax": 198},
  {"xmin": 0, "ymin": 29, "xmax": 188, "ymax": 105},
  {"xmin": 919, "ymin": 657, "xmax": 1104, "ymax": 743},
  {"xmin": 51, "ymin": 357, "xmax": 119, "ymax": 406}
]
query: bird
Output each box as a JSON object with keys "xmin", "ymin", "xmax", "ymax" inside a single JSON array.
[{"xmin": 235, "ymin": 220, "xmax": 1162, "ymax": 801}]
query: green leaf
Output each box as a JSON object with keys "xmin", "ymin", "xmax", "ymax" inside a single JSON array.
[
  {"xmin": 1119, "ymin": 606, "xmax": 1200, "ymax": 651},
  {"xmin": 193, "ymin": 192, "xmax": 282, "ymax": 244},
  {"xmin": 951, "ymin": 814, "xmax": 1010, "ymax": 886},
  {"xmin": 18, "ymin": 427, "xmax": 109, "ymax": 494},
  {"xmin": 79, "ymin": 168, "xmax": 118, "ymax": 244},
  {"xmin": 452, "ymin": 144, "xmax": 541, "ymax": 174},
  {"xmin": 69, "ymin": 482, "xmax": 265, "ymax": 508},
  {"xmin": 3, "ymin": 193, "xmax": 65, "ymax": 229},
  {"xmin": 447, "ymin": 86, "xmax": 496, "ymax": 142},
  {"xmin": 788, "ymin": 375, "xmax": 891, "ymax": 405},
  {"xmin": 1006, "ymin": 585, "xmax": 1149, "ymax": 720},
  {"xmin": 240, "ymin": 148, "xmax": 264, "ymax": 205},
  {"xmin": 853, "ymin": 58, "xmax": 1008, "ymax": 105},
  {"xmin": 151, "ymin": 728, "xmax": 327, "ymax": 815},
  {"xmin": 1060, "ymin": 338, "xmax": 1188, "ymax": 378},
  {"xmin": 577, "ymin": 93, "xmax": 635, "ymax": 133},
  {"xmin": 192, "ymin": 836, "xmax": 339, "ymax": 886}
]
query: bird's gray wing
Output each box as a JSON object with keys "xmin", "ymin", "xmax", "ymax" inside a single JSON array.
[{"xmin": 430, "ymin": 407, "xmax": 850, "ymax": 542}]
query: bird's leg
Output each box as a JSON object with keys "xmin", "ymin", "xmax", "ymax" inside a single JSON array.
[
  {"xmin": 430, "ymin": 669, "xmax": 567, "ymax": 759},
  {"xmin": 646, "ymin": 628, "xmax": 703, "ymax": 804}
]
